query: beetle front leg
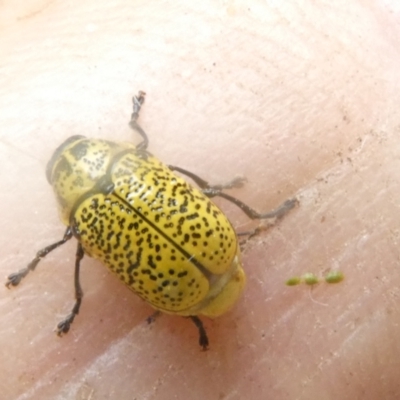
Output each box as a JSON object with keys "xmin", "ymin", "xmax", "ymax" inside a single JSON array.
[
  {"xmin": 56, "ymin": 243, "xmax": 84, "ymax": 335},
  {"xmin": 5, "ymin": 227, "xmax": 73, "ymax": 288}
]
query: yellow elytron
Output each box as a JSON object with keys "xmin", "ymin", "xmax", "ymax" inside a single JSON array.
[{"xmin": 6, "ymin": 92, "xmax": 297, "ymax": 349}]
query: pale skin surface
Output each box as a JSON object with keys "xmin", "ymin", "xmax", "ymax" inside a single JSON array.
[{"xmin": 1, "ymin": 1, "xmax": 400, "ymax": 399}]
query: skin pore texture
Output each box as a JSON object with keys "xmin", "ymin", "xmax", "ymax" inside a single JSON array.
[{"xmin": 1, "ymin": 1, "xmax": 400, "ymax": 399}]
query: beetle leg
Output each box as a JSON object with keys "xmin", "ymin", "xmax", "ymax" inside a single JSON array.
[
  {"xmin": 129, "ymin": 91, "xmax": 149, "ymax": 151},
  {"xmin": 215, "ymin": 192, "xmax": 298, "ymax": 220},
  {"xmin": 167, "ymin": 165, "xmax": 298, "ymax": 220},
  {"xmin": 168, "ymin": 165, "xmax": 246, "ymax": 191},
  {"xmin": 238, "ymin": 225, "xmax": 270, "ymax": 238},
  {"xmin": 146, "ymin": 310, "xmax": 161, "ymax": 324},
  {"xmin": 189, "ymin": 316, "xmax": 209, "ymax": 351},
  {"xmin": 238, "ymin": 225, "xmax": 275, "ymax": 250},
  {"xmin": 5, "ymin": 227, "xmax": 73, "ymax": 288},
  {"xmin": 56, "ymin": 243, "xmax": 84, "ymax": 336}
]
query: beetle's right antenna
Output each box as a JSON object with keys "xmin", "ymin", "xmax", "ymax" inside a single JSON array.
[{"xmin": 129, "ymin": 91, "xmax": 149, "ymax": 151}]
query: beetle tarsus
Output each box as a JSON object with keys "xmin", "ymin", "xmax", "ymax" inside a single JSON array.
[
  {"xmin": 146, "ymin": 310, "xmax": 161, "ymax": 324},
  {"xmin": 5, "ymin": 269, "xmax": 27, "ymax": 287},
  {"xmin": 129, "ymin": 91, "xmax": 149, "ymax": 151},
  {"xmin": 271, "ymin": 198, "xmax": 298, "ymax": 219},
  {"xmin": 56, "ymin": 315, "xmax": 74, "ymax": 336},
  {"xmin": 131, "ymin": 91, "xmax": 146, "ymax": 121},
  {"xmin": 190, "ymin": 316, "xmax": 209, "ymax": 351}
]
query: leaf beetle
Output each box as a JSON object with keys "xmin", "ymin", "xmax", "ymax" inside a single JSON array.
[{"xmin": 6, "ymin": 91, "xmax": 297, "ymax": 349}]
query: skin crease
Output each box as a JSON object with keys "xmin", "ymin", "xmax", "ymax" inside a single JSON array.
[{"xmin": 1, "ymin": 0, "xmax": 400, "ymax": 399}]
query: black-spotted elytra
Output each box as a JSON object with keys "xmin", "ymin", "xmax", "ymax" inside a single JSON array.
[{"xmin": 6, "ymin": 91, "xmax": 297, "ymax": 349}]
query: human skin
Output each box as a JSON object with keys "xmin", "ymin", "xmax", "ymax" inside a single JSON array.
[{"xmin": 1, "ymin": 1, "xmax": 400, "ymax": 399}]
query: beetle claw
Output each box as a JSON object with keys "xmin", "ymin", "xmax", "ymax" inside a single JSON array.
[
  {"xmin": 56, "ymin": 315, "xmax": 74, "ymax": 336},
  {"xmin": 5, "ymin": 271, "xmax": 25, "ymax": 288}
]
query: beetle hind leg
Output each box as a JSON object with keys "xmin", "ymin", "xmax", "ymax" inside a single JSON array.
[{"xmin": 5, "ymin": 227, "xmax": 73, "ymax": 288}]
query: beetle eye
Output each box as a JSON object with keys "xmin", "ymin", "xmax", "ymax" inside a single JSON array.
[{"xmin": 46, "ymin": 135, "xmax": 86, "ymax": 184}]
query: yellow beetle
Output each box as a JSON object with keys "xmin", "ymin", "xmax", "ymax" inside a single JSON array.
[{"xmin": 6, "ymin": 92, "xmax": 297, "ymax": 349}]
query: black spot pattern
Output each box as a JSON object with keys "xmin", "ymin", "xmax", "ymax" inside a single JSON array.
[
  {"xmin": 112, "ymin": 153, "xmax": 236, "ymax": 273},
  {"xmin": 73, "ymin": 193, "xmax": 209, "ymax": 311},
  {"xmin": 66, "ymin": 143, "xmax": 237, "ymax": 313}
]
